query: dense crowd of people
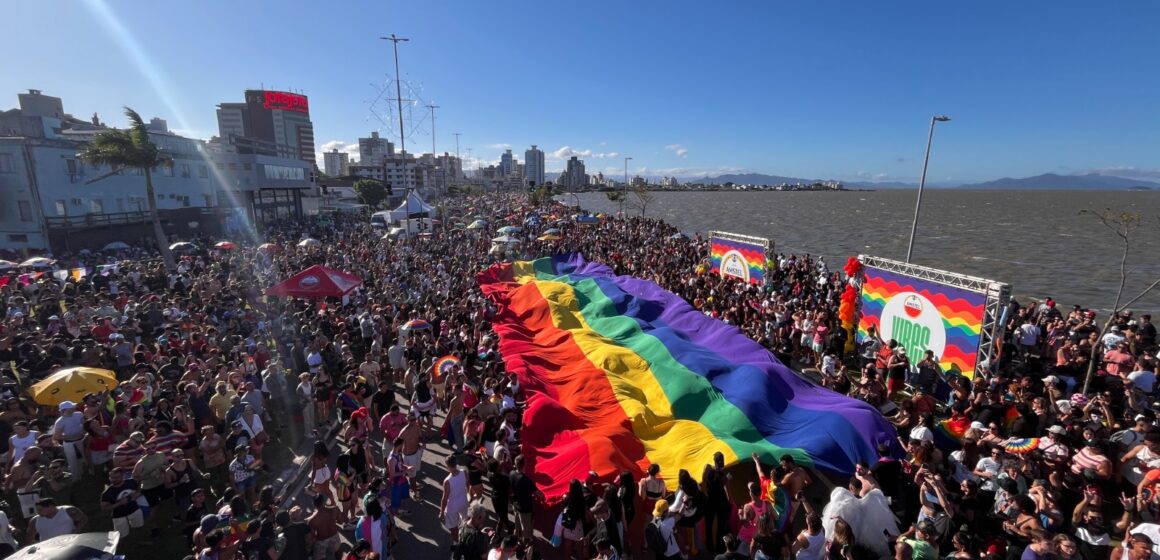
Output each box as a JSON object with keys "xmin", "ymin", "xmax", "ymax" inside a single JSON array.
[{"xmin": 0, "ymin": 191, "xmax": 1157, "ymax": 560}]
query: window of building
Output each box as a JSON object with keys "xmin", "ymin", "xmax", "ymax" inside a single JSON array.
[
  {"xmin": 116, "ymin": 198, "xmax": 125, "ymax": 212},
  {"xmin": 54, "ymin": 200, "xmax": 66, "ymax": 216},
  {"xmin": 17, "ymin": 200, "xmax": 32, "ymax": 222},
  {"xmin": 89, "ymin": 199, "xmax": 104, "ymax": 214},
  {"xmin": 162, "ymin": 162, "xmax": 175, "ymax": 177},
  {"xmin": 8, "ymin": 234, "xmax": 28, "ymax": 243},
  {"xmin": 180, "ymin": 163, "xmax": 191, "ymax": 178},
  {"xmin": 0, "ymin": 153, "xmax": 14, "ymax": 173},
  {"xmin": 199, "ymin": 165, "xmax": 209, "ymax": 178},
  {"xmin": 178, "ymin": 195, "xmax": 191, "ymax": 207},
  {"xmin": 228, "ymin": 163, "xmax": 238, "ymax": 170},
  {"xmin": 243, "ymin": 163, "xmax": 252, "ymax": 171},
  {"xmin": 65, "ymin": 158, "xmax": 81, "ymax": 182}
]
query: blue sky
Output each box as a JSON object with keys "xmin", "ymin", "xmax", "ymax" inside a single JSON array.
[{"xmin": 3, "ymin": 0, "xmax": 1158, "ymax": 183}]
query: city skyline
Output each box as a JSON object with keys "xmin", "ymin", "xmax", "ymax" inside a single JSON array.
[{"xmin": 2, "ymin": 1, "xmax": 1158, "ymax": 183}]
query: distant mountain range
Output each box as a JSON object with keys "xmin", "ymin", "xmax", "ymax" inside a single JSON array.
[
  {"xmin": 953, "ymin": 173, "xmax": 1159, "ymax": 190},
  {"xmin": 687, "ymin": 172, "xmax": 1158, "ymax": 191}
]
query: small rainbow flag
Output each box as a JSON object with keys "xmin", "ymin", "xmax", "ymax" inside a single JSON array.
[{"xmin": 1003, "ymin": 438, "xmax": 1040, "ymax": 454}]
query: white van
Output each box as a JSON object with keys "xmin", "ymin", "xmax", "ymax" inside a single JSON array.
[{"xmin": 370, "ymin": 211, "xmax": 391, "ymax": 229}]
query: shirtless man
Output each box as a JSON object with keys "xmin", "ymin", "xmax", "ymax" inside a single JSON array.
[
  {"xmin": 6, "ymin": 446, "xmax": 45, "ymax": 518},
  {"xmin": 778, "ymin": 454, "xmax": 812, "ymax": 534},
  {"xmin": 444, "ymin": 391, "xmax": 465, "ymax": 453},
  {"xmin": 399, "ymin": 413, "xmax": 425, "ymax": 498},
  {"xmin": 307, "ymin": 493, "xmax": 341, "ymax": 560}
]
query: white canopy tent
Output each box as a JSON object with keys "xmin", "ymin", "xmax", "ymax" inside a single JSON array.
[{"xmin": 387, "ymin": 192, "xmax": 437, "ymax": 222}]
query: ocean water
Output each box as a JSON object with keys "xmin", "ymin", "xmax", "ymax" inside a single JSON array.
[{"xmin": 572, "ymin": 189, "xmax": 1160, "ymax": 314}]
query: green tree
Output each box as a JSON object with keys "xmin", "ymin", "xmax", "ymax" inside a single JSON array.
[
  {"xmin": 353, "ymin": 179, "xmax": 389, "ymax": 209},
  {"xmin": 79, "ymin": 107, "xmax": 175, "ymax": 271},
  {"xmin": 605, "ymin": 190, "xmax": 626, "ymax": 214}
]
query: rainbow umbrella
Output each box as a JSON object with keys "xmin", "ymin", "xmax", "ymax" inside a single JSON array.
[
  {"xmin": 433, "ymin": 355, "xmax": 461, "ymax": 382},
  {"xmin": 1003, "ymin": 438, "xmax": 1041, "ymax": 454},
  {"xmin": 401, "ymin": 319, "xmax": 431, "ymax": 331}
]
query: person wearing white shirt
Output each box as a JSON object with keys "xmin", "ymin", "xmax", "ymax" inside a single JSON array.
[
  {"xmin": 1127, "ymin": 360, "xmax": 1158, "ymax": 394},
  {"xmin": 973, "ymin": 446, "xmax": 1003, "ymax": 492}
]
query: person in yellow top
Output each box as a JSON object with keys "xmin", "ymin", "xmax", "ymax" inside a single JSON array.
[{"xmin": 208, "ymin": 382, "xmax": 236, "ymax": 429}]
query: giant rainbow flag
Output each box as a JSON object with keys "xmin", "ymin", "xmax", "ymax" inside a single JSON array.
[{"xmin": 479, "ymin": 254, "xmax": 899, "ymax": 501}]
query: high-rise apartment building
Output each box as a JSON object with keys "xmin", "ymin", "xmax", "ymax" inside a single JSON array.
[
  {"xmin": 524, "ymin": 145, "xmax": 545, "ymax": 187},
  {"xmin": 323, "ymin": 149, "xmax": 349, "ymax": 176},
  {"xmin": 358, "ymin": 131, "xmax": 394, "ymax": 165},
  {"xmin": 562, "ymin": 156, "xmax": 588, "ymax": 189},
  {"xmin": 500, "ymin": 149, "xmax": 515, "ymax": 176},
  {"xmin": 214, "ymin": 89, "xmax": 316, "ymax": 163}
]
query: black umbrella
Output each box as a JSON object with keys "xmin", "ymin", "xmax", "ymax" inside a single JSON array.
[{"xmin": 9, "ymin": 532, "xmax": 120, "ymax": 560}]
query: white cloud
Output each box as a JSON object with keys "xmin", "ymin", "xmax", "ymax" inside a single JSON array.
[
  {"xmin": 315, "ymin": 140, "xmax": 362, "ymax": 168},
  {"xmin": 854, "ymin": 171, "xmax": 890, "ymax": 181},
  {"xmin": 549, "ymin": 146, "xmax": 620, "ymax": 160},
  {"xmin": 485, "ymin": 143, "xmax": 511, "ymax": 149},
  {"xmin": 634, "ymin": 166, "xmax": 743, "ymax": 179},
  {"xmin": 664, "ymin": 144, "xmax": 689, "ymax": 158}
]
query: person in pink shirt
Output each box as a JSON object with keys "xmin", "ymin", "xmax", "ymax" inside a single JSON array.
[
  {"xmin": 1104, "ymin": 342, "xmax": 1135, "ymax": 377},
  {"xmin": 379, "ymin": 404, "xmax": 407, "ymax": 444}
]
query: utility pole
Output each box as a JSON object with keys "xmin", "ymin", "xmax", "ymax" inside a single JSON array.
[
  {"xmin": 381, "ymin": 34, "xmax": 410, "ymax": 220},
  {"xmin": 623, "ymin": 156, "xmax": 633, "ymax": 216},
  {"xmin": 454, "ymin": 133, "xmax": 461, "ymax": 184},
  {"xmin": 426, "ymin": 103, "xmax": 443, "ymax": 196},
  {"xmin": 905, "ymin": 115, "xmax": 951, "ymax": 263}
]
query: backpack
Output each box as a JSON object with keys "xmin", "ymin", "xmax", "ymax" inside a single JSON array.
[{"xmin": 645, "ymin": 518, "xmax": 666, "ymax": 553}]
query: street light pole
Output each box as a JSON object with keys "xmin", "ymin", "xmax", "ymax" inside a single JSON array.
[
  {"xmin": 381, "ymin": 34, "xmax": 410, "ymax": 220},
  {"xmin": 426, "ymin": 103, "xmax": 443, "ymax": 196},
  {"xmin": 905, "ymin": 115, "xmax": 951, "ymax": 263},
  {"xmin": 453, "ymin": 132, "xmax": 461, "ymax": 183},
  {"xmin": 623, "ymin": 156, "xmax": 632, "ymax": 215}
]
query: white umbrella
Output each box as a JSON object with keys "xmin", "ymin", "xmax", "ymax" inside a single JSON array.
[
  {"xmin": 102, "ymin": 241, "xmax": 130, "ymax": 251},
  {"xmin": 544, "ymin": 228, "xmax": 561, "ymax": 234},
  {"xmin": 466, "ymin": 220, "xmax": 487, "ymax": 230},
  {"xmin": 8, "ymin": 531, "xmax": 121, "ymax": 559},
  {"xmin": 496, "ymin": 226, "xmax": 522, "ymax": 234},
  {"xmin": 169, "ymin": 242, "xmax": 198, "ymax": 252},
  {"xmin": 491, "ymin": 235, "xmax": 521, "ymax": 244},
  {"xmin": 0, "ymin": 259, "xmax": 16, "ymax": 270},
  {"xmin": 19, "ymin": 257, "xmax": 55, "ymax": 268},
  {"xmin": 298, "ymin": 238, "xmax": 321, "ymax": 248}
]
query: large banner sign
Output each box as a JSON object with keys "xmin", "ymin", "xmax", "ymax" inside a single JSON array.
[
  {"xmin": 858, "ymin": 267, "xmax": 987, "ymax": 376},
  {"xmin": 710, "ymin": 232, "xmax": 769, "ymax": 285}
]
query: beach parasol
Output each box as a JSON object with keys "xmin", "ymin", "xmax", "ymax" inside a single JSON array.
[
  {"xmin": 169, "ymin": 242, "xmax": 198, "ymax": 252},
  {"xmin": 670, "ymin": 232, "xmax": 688, "ymax": 239},
  {"xmin": 298, "ymin": 238, "xmax": 321, "ymax": 249},
  {"xmin": 19, "ymin": 257, "xmax": 56, "ymax": 268},
  {"xmin": 574, "ymin": 215, "xmax": 601, "ymax": 224},
  {"xmin": 543, "ymin": 228, "xmax": 561, "ymax": 234},
  {"xmin": 257, "ymin": 243, "xmax": 279, "ymax": 252},
  {"xmin": 29, "ymin": 367, "xmax": 120, "ymax": 406},
  {"xmin": 101, "ymin": 241, "xmax": 130, "ymax": 251},
  {"xmin": 1002, "ymin": 437, "xmax": 1041, "ymax": 454},
  {"xmin": 401, "ymin": 319, "xmax": 431, "ymax": 331},
  {"xmin": 8, "ymin": 531, "xmax": 121, "ymax": 560},
  {"xmin": 496, "ymin": 226, "xmax": 522, "ymax": 234},
  {"xmin": 466, "ymin": 220, "xmax": 487, "ymax": 230},
  {"xmin": 0, "ymin": 259, "xmax": 17, "ymax": 270},
  {"xmin": 491, "ymin": 235, "xmax": 521, "ymax": 244},
  {"xmin": 433, "ymin": 355, "xmax": 461, "ymax": 382},
  {"xmin": 213, "ymin": 241, "xmax": 236, "ymax": 250},
  {"xmin": 537, "ymin": 234, "xmax": 561, "ymax": 241}
]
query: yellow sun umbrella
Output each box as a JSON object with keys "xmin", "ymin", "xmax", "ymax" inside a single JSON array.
[
  {"xmin": 29, "ymin": 367, "xmax": 120, "ymax": 406},
  {"xmin": 537, "ymin": 234, "xmax": 561, "ymax": 241}
]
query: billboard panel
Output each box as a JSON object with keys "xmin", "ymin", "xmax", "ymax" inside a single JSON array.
[
  {"xmin": 858, "ymin": 267, "xmax": 987, "ymax": 376},
  {"xmin": 710, "ymin": 233, "xmax": 768, "ymax": 285}
]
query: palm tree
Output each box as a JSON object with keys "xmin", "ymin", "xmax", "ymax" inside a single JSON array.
[{"xmin": 79, "ymin": 107, "xmax": 175, "ymax": 271}]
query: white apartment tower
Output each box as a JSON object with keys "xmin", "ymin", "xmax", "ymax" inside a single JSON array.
[{"xmin": 524, "ymin": 145, "xmax": 545, "ymax": 187}]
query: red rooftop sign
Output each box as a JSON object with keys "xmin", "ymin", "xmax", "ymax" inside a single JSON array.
[{"xmin": 263, "ymin": 91, "xmax": 309, "ymax": 113}]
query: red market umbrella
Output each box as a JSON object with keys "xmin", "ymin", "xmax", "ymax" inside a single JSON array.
[
  {"xmin": 257, "ymin": 243, "xmax": 279, "ymax": 252},
  {"xmin": 266, "ymin": 265, "xmax": 362, "ymax": 298},
  {"xmin": 214, "ymin": 241, "xmax": 236, "ymax": 250}
]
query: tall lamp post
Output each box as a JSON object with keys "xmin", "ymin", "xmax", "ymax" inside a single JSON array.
[
  {"xmin": 381, "ymin": 34, "xmax": 410, "ymax": 219},
  {"xmin": 622, "ymin": 156, "xmax": 632, "ymax": 215},
  {"xmin": 905, "ymin": 115, "xmax": 951, "ymax": 263}
]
